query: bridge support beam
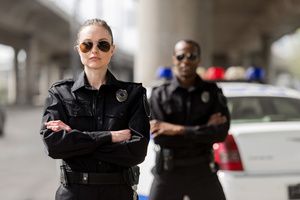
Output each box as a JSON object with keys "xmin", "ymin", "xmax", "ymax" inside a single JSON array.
[{"xmin": 134, "ymin": 0, "xmax": 214, "ymax": 86}]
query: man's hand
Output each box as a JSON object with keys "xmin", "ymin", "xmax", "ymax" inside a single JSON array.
[
  {"xmin": 45, "ymin": 120, "xmax": 72, "ymax": 133},
  {"xmin": 111, "ymin": 129, "xmax": 131, "ymax": 143},
  {"xmin": 150, "ymin": 120, "xmax": 184, "ymax": 138},
  {"xmin": 207, "ymin": 112, "xmax": 227, "ymax": 126}
]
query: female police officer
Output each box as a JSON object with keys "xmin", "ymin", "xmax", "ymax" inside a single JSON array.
[{"xmin": 40, "ymin": 19, "xmax": 150, "ymax": 200}]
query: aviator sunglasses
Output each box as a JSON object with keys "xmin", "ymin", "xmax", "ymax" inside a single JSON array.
[
  {"xmin": 78, "ymin": 40, "xmax": 111, "ymax": 53},
  {"xmin": 175, "ymin": 52, "xmax": 198, "ymax": 62}
]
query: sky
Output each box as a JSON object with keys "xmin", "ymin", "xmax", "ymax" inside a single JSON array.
[{"xmin": 50, "ymin": 0, "xmax": 101, "ymax": 21}]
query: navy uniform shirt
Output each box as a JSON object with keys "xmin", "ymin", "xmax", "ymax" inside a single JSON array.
[
  {"xmin": 40, "ymin": 70, "xmax": 150, "ymax": 173},
  {"xmin": 150, "ymin": 76, "xmax": 230, "ymax": 159}
]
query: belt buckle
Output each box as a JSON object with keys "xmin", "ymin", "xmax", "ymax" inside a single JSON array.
[{"xmin": 81, "ymin": 173, "xmax": 89, "ymax": 184}]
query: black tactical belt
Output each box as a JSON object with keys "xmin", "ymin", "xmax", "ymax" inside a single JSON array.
[
  {"xmin": 65, "ymin": 171, "xmax": 126, "ymax": 185},
  {"xmin": 174, "ymin": 156, "xmax": 209, "ymax": 167}
]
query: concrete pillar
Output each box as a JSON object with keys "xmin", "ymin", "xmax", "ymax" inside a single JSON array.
[
  {"xmin": 36, "ymin": 56, "xmax": 62, "ymax": 105},
  {"xmin": 15, "ymin": 49, "xmax": 27, "ymax": 105},
  {"xmin": 260, "ymin": 34, "xmax": 272, "ymax": 82},
  {"xmin": 38, "ymin": 64, "xmax": 51, "ymax": 105},
  {"xmin": 7, "ymin": 48, "xmax": 17, "ymax": 104},
  {"xmin": 241, "ymin": 52, "xmax": 253, "ymax": 67},
  {"xmin": 245, "ymin": 34, "xmax": 272, "ymax": 82},
  {"xmin": 25, "ymin": 37, "xmax": 40, "ymax": 105},
  {"xmin": 213, "ymin": 53, "xmax": 229, "ymax": 67},
  {"xmin": 227, "ymin": 50, "xmax": 243, "ymax": 66},
  {"xmin": 135, "ymin": 0, "xmax": 214, "ymax": 86},
  {"xmin": 7, "ymin": 48, "xmax": 27, "ymax": 105}
]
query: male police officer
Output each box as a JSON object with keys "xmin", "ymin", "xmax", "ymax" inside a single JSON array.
[{"xmin": 149, "ymin": 39, "xmax": 230, "ymax": 200}]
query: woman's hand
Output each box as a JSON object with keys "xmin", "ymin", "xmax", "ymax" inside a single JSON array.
[
  {"xmin": 45, "ymin": 120, "xmax": 72, "ymax": 133},
  {"xmin": 111, "ymin": 129, "xmax": 131, "ymax": 143}
]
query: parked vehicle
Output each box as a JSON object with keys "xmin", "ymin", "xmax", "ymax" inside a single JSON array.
[
  {"xmin": 214, "ymin": 82, "xmax": 300, "ymax": 200},
  {"xmin": 138, "ymin": 82, "xmax": 300, "ymax": 200}
]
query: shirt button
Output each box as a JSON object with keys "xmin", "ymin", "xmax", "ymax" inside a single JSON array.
[{"xmin": 98, "ymin": 161, "xmax": 102, "ymax": 165}]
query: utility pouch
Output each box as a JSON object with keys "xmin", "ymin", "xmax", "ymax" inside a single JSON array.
[
  {"xmin": 153, "ymin": 145, "xmax": 163, "ymax": 174},
  {"xmin": 209, "ymin": 149, "xmax": 219, "ymax": 173},
  {"xmin": 162, "ymin": 148, "xmax": 174, "ymax": 171},
  {"xmin": 123, "ymin": 166, "xmax": 140, "ymax": 186},
  {"xmin": 60, "ymin": 165, "xmax": 69, "ymax": 187}
]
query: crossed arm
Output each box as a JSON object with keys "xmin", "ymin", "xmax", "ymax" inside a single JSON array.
[
  {"xmin": 150, "ymin": 112, "xmax": 227, "ymax": 138},
  {"xmin": 45, "ymin": 120, "xmax": 131, "ymax": 143}
]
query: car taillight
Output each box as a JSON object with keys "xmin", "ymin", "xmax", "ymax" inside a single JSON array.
[{"xmin": 213, "ymin": 134, "xmax": 243, "ymax": 171}]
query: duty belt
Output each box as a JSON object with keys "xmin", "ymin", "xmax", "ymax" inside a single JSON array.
[
  {"xmin": 60, "ymin": 165, "xmax": 140, "ymax": 186},
  {"xmin": 161, "ymin": 148, "xmax": 210, "ymax": 171},
  {"xmin": 65, "ymin": 171, "xmax": 126, "ymax": 185},
  {"xmin": 174, "ymin": 156, "xmax": 209, "ymax": 166}
]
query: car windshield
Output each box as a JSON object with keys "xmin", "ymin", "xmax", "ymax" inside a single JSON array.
[{"xmin": 227, "ymin": 96, "xmax": 300, "ymax": 123}]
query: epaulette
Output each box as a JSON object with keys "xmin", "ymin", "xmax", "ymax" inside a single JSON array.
[
  {"xmin": 51, "ymin": 78, "xmax": 74, "ymax": 88},
  {"xmin": 152, "ymin": 81, "xmax": 171, "ymax": 91},
  {"xmin": 117, "ymin": 80, "xmax": 142, "ymax": 87},
  {"xmin": 202, "ymin": 80, "xmax": 218, "ymax": 88}
]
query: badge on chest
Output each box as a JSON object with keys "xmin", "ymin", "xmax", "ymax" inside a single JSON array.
[
  {"xmin": 201, "ymin": 91, "xmax": 210, "ymax": 103},
  {"xmin": 116, "ymin": 89, "xmax": 128, "ymax": 102}
]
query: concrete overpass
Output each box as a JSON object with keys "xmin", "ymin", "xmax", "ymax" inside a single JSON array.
[
  {"xmin": 0, "ymin": 0, "xmax": 72, "ymax": 105},
  {"xmin": 135, "ymin": 0, "xmax": 300, "ymax": 85},
  {"xmin": 1, "ymin": 0, "xmax": 300, "ymax": 105},
  {"xmin": 214, "ymin": 0, "xmax": 300, "ymax": 65}
]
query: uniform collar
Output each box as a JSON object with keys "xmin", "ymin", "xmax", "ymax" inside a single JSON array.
[
  {"xmin": 169, "ymin": 75, "xmax": 204, "ymax": 93},
  {"xmin": 71, "ymin": 70, "xmax": 119, "ymax": 92}
]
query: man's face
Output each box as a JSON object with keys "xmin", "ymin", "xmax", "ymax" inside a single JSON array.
[{"xmin": 172, "ymin": 41, "xmax": 200, "ymax": 79}]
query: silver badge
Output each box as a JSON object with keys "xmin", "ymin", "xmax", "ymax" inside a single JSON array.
[
  {"xmin": 116, "ymin": 89, "xmax": 128, "ymax": 102},
  {"xmin": 201, "ymin": 91, "xmax": 210, "ymax": 103}
]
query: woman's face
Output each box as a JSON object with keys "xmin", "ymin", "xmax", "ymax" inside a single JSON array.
[{"xmin": 77, "ymin": 25, "xmax": 115, "ymax": 71}]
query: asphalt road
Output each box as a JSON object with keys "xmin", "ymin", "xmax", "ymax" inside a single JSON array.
[{"xmin": 0, "ymin": 106, "xmax": 59, "ymax": 200}]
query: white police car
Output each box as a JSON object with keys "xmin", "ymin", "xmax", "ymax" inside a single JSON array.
[{"xmin": 138, "ymin": 82, "xmax": 300, "ymax": 200}]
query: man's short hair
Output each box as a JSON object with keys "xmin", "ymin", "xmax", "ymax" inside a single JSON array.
[{"xmin": 175, "ymin": 39, "xmax": 201, "ymax": 56}]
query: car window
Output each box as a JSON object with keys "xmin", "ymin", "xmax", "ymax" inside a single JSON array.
[
  {"xmin": 227, "ymin": 97, "xmax": 300, "ymax": 123},
  {"xmin": 228, "ymin": 97, "xmax": 263, "ymax": 122},
  {"xmin": 268, "ymin": 97, "xmax": 300, "ymax": 121}
]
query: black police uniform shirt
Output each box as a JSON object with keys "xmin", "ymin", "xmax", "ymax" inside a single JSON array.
[
  {"xmin": 150, "ymin": 75, "xmax": 230, "ymax": 161},
  {"xmin": 40, "ymin": 70, "xmax": 150, "ymax": 173}
]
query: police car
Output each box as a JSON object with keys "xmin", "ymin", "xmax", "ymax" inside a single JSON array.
[{"xmin": 138, "ymin": 82, "xmax": 300, "ymax": 200}]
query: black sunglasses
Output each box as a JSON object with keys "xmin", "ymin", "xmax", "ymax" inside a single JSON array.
[
  {"xmin": 79, "ymin": 41, "xmax": 111, "ymax": 53},
  {"xmin": 175, "ymin": 53, "xmax": 198, "ymax": 61}
]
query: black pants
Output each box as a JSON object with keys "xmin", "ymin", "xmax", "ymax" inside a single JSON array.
[
  {"xmin": 55, "ymin": 184, "xmax": 133, "ymax": 200},
  {"xmin": 149, "ymin": 164, "xmax": 226, "ymax": 200}
]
